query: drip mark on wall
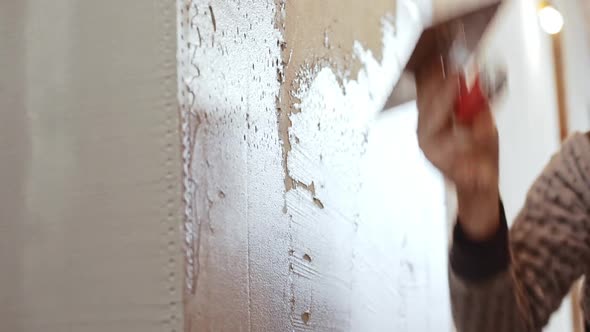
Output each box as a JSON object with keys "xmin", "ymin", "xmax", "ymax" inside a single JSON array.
[
  {"xmin": 208, "ymin": 5, "xmax": 216, "ymax": 32},
  {"xmin": 302, "ymin": 311, "xmax": 311, "ymax": 324},
  {"xmin": 312, "ymin": 197, "xmax": 324, "ymax": 209}
]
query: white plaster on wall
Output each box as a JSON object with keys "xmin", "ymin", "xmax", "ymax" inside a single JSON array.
[
  {"xmin": 284, "ymin": 21, "xmax": 400, "ymax": 330},
  {"xmin": 357, "ymin": 102, "xmax": 450, "ymax": 331},
  {"xmin": 178, "ymin": 0, "xmax": 291, "ymax": 330},
  {"xmin": 179, "ymin": 1, "xmax": 452, "ymax": 331},
  {"xmin": 286, "ymin": 18, "xmax": 450, "ymax": 330}
]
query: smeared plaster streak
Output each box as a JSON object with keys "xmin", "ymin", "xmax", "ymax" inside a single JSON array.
[
  {"xmin": 178, "ymin": 0, "xmax": 202, "ymax": 294},
  {"xmin": 287, "ymin": 16, "xmax": 403, "ymax": 219},
  {"xmin": 179, "ymin": 0, "xmax": 198, "ymax": 296},
  {"xmin": 281, "ymin": 8, "xmax": 442, "ymax": 329}
]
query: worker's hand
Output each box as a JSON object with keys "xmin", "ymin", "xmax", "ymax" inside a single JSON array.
[{"xmin": 416, "ymin": 58, "xmax": 500, "ymax": 241}]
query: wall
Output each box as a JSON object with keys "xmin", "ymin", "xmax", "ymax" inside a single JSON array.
[
  {"xmin": 179, "ymin": 0, "xmax": 453, "ymax": 331},
  {"xmin": 6, "ymin": 1, "xmax": 586, "ymax": 331},
  {"xmin": 178, "ymin": 0, "xmax": 590, "ymax": 330},
  {"xmin": 0, "ymin": 1, "xmax": 182, "ymax": 331},
  {"xmin": 359, "ymin": 103, "xmax": 450, "ymax": 331},
  {"xmin": 2, "ymin": 1, "xmax": 585, "ymax": 331}
]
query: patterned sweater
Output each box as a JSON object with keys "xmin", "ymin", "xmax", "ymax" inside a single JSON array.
[{"xmin": 450, "ymin": 132, "xmax": 590, "ymax": 332}]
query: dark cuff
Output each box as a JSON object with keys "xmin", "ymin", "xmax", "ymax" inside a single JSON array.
[{"xmin": 450, "ymin": 200, "xmax": 510, "ymax": 282}]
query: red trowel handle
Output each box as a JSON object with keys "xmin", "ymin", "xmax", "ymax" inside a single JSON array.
[
  {"xmin": 454, "ymin": 74, "xmax": 487, "ymax": 124},
  {"xmin": 454, "ymin": 68, "xmax": 507, "ymax": 124}
]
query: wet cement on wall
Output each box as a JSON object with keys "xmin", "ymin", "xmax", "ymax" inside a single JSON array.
[{"xmin": 180, "ymin": 0, "xmax": 451, "ymax": 331}]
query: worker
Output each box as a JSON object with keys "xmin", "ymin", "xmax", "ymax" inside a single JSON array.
[{"xmin": 416, "ymin": 57, "xmax": 590, "ymax": 331}]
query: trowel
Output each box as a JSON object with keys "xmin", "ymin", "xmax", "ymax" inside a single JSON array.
[{"xmin": 383, "ymin": 0, "xmax": 506, "ymax": 120}]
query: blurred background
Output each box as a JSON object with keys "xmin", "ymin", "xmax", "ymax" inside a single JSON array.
[{"xmin": 484, "ymin": 2, "xmax": 590, "ymax": 329}]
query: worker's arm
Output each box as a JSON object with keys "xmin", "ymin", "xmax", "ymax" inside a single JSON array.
[
  {"xmin": 415, "ymin": 57, "xmax": 590, "ymax": 331},
  {"xmin": 450, "ymin": 132, "xmax": 590, "ymax": 331}
]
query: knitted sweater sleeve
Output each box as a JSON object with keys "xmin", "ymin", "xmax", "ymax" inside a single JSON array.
[{"xmin": 449, "ymin": 132, "xmax": 590, "ymax": 332}]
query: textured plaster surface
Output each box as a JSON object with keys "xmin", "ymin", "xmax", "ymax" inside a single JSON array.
[
  {"xmin": 179, "ymin": 0, "xmax": 451, "ymax": 331},
  {"xmin": 178, "ymin": 1, "xmax": 289, "ymax": 331}
]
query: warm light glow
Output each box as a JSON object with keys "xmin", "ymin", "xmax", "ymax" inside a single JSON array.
[{"xmin": 538, "ymin": 5, "xmax": 564, "ymax": 35}]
